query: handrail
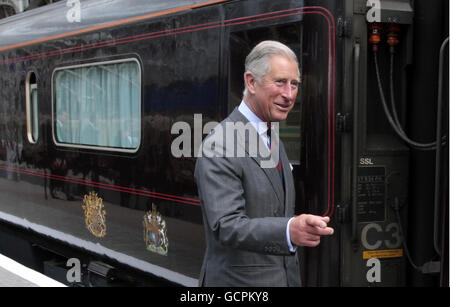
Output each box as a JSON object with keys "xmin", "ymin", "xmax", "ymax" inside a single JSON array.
[{"xmin": 352, "ymin": 42, "xmax": 360, "ymax": 242}]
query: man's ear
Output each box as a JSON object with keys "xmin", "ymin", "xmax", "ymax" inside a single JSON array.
[{"xmin": 244, "ymin": 72, "xmax": 257, "ymax": 95}]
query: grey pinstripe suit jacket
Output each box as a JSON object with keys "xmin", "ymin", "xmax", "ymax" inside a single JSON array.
[{"xmin": 194, "ymin": 108, "xmax": 301, "ymax": 287}]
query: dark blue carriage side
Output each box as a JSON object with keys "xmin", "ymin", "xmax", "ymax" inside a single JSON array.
[
  {"xmin": 0, "ymin": 0, "xmax": 231, "ymax": 286},
  {"xmin": 0, "ymin": 0, "xmax": 311, "ymax": 286}
]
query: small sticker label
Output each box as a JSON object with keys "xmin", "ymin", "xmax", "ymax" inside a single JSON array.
[{"xmin": 363, "ymin": 249, "xmax": 403, "ymax": 259}]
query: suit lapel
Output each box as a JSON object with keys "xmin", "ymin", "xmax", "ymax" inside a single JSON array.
[
  {"xmin": 279, "ymin": 141, "xmax": 293, "ymax": 217},
  {"xmin": 228, "ymin": 109, "xmax": 285, "ymax": 205},
  {"xmin": 254, "ymin": 155, "xmax": 285, "ymax": 207}
]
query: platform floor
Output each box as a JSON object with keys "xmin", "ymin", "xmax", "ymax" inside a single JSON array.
[{"xmin": 0, "ymin": 254, "xmax": 66, "ymax": 287}]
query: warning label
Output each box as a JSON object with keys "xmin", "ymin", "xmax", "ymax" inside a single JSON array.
[{"xmin": 363, "ymin": 249, "xmax": 403, "ymax": 259}]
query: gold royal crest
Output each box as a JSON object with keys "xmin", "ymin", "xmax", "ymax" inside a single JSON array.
[
  {"xmin": 143, "ymin": 204, "xmax": 168, "ymax": 256},
  {"xmin": 82, "ymin": 191, "xmax": 107, "ymax": 238}
]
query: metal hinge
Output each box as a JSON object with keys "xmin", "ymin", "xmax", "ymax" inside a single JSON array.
[
  {"xmin": 337, "ymin": 17, "xmax": 352, "ymax": 38},
  {"xmin": 336, "ymin": 203, "xmax": 350, "ymax": 224},
  {"xmin": 336, "ymin": 113, "xmax": 352, "ymax": 133}
]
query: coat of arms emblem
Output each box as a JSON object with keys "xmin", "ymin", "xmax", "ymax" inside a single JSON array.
[
  {"xmin": 82, "ymin": 191, "xmax": 107, "ymax": 238},
  {"xmin": 143, "ymin": 204, "xmax": 168, "ymax": 256}
]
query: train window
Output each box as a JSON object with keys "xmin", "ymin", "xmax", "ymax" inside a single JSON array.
[
  {"xmin": 228, "ymin": 23, "xmax": 303, "ymax": 164},
  {"xmin": 53, "ymin": 59, "xmax": 141, "ymax": 152},
  {"xmin": 26, "ymin": 71, "xmax": 39, "ymax": 144}
]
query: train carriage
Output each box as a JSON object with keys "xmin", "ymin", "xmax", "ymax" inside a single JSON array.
[{"xmin": 0, "ymin": 0, "xmax": 448, "ymax": 286}]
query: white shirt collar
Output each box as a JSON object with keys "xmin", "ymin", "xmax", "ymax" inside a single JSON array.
[{"xmin": 237, "ymin": 100, "xmax": 269, "ymax": 136}]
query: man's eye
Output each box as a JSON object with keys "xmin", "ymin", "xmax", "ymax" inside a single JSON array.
[{"xmin": 275, "ymin": 80, "xmax": 286, "ymax": 86}]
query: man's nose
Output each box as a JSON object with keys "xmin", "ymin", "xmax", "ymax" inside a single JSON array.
[{"xmin": 281, "ymin": 84, "xmax": 295, "ymax": 100}]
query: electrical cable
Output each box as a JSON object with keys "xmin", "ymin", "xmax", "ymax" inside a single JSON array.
[
  {"xmin": 389, "ymin": 51, "xmax": 446, "ymax": 151},
  {"xmin": 389, "ymin": 52, "xmax": 403, "ymax": 129},
  {"xmin": 373, "ymin": 50, "xmax": 447, "ymax": 150},
  {"xmin": 393, "ymin": 198, "xmax": 422, "ymax": 272},
  {"xmin": 433, "ymin": 37, "xmax": 449, "ymax": 257}
]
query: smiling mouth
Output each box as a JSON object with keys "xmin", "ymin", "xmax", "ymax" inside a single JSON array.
[{"xmin": 275, "ymin": 102, "xmax": 291, "ymax": 112}]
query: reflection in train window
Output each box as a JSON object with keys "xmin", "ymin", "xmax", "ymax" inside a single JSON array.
[
  {"xmin": 26, "ymin": 71, "xmax": 39, "ymax": 144},
  {"xmin": 228, "ymin": 22, "xmax": 303, "ymax": 164},
  {"xmin": 53, "ymin": 59, "xmax": 141, "ymax": 152}
]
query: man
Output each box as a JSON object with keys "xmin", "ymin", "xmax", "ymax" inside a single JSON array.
[{"xmin": 194, "ymin": 40, "xmax": 334, "ymax": 287}]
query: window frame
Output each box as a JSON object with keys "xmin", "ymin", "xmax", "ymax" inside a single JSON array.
[
  {"xmin": 227, "ymin": 21, "xmax": 303, "ymax": 165},
  {"xmin": 51, "ymin": 57, "xmax": 142, "ymax": 153}
]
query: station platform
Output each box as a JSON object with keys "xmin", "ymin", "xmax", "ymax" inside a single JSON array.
[{"xmin": 0, "ymin": 253, "xmax": 66, "ymax": 287}]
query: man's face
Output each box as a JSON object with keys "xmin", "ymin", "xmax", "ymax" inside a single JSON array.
[{"xmin": 250, "ymin": 55, "xmax": 300, "ymax": 123}]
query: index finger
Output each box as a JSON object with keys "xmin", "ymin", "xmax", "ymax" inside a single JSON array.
[{"xmin": 305, "ymin": 215, "xmax": 327, "ymax": 229}]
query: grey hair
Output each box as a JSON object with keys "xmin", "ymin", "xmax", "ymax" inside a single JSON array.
[{"xmin": 243, "ymin": 40, "xmax": 299, "ymax": 98}]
